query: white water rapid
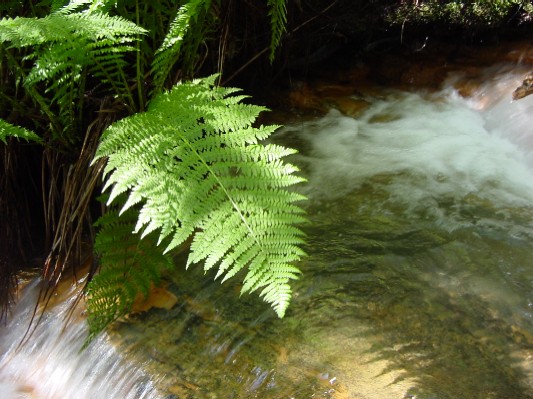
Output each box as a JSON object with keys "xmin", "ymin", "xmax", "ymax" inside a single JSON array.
[{"xmin": 283, "ymin": 65, "xmax": 533, "ymax": 232}]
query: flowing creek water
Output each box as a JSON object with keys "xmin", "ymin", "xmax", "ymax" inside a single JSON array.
[{"xmin": 1, "ymin": 43, "xmax": 533, "ymax": 399}]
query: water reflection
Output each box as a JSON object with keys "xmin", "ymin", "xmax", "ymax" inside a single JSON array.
[
  {"xmin": 300, "ymin": 202, "xmax": 533, "ymax": 399},
  {"xmin": 117, "ymin": 179, "xmax": 532, "ymax": 397}
]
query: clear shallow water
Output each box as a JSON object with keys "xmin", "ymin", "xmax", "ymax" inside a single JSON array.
[
  {"xmin": 1, "ymin": 63, "xmax": 533, "ymax": 399},
  {"xmin": 117, "ymin": 64, "xmax": 533, "ymax": 398}
]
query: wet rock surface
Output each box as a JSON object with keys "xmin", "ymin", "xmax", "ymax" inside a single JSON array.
[
  {"xmin": 269, "ymin": 36, "xmax": 533, "ymax": 120},
  {"xmin": 513, "ymin": 74, "xmax": 533, "ymax": 100}
]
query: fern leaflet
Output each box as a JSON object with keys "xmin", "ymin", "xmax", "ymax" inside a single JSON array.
[
  {"xmin": 0, "ymin": 3, "xmax": 147, "ymax": 136},
  {"xmin": 0, "ymin": 119, "xmax": 42, "ymax": 144},
  {"xmin": 151, "ymin": 0, "xmax": 212, "ymax": 93},
  {"xmin": 267, "ymin": 0, "xmax": 287, "ymax": 63}
]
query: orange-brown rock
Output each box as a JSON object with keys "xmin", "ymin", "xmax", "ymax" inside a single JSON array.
[
  {"xmin": 328, "ymin": 97, "xmax": 370, "ymax": 117},
  {"xmin": 504, "ymin": 43, "xmax": 533, "ymax": 65},
  {"xmin": 400, "ymin": 63, "xmax": 449, "ymax": 88},
  {"xmin": 314, "ymin": 83, "xmax": 357, "ymax": 98},
  {"xmin": 288, "ymin": 82, "xmax": 328, "ymax": 113},
  {"xmin": 346, "ymin": 63, "xmax": 371, "ymax": 83},
  {"xmin": 131, "ymin": 282, "xmax": 178, "ymax": 313},
  {"xmin": 370, "ymin": 55, "xmax": 406, "ymax": 84},
  {"xmin": 453, "ymin": 78, "xmax": 482, "ymax": 98}
]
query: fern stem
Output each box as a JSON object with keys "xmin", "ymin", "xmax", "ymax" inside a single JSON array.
[
  {"xmin": 221, "ymin": 47, "xmax": 269, "ymax": 86},
  {"xmin": 135, "ymin": 0, "xmax": 145, "ymax": 112},
  {"xmin": 26, "ymin": 83, "xmax": 63, "ymax": 139},
  {"xmin": 180, "ymin": 135, "xmax": 264, "ymax": 256},
  {"xmin": 78, "ymin": 70, "xmax": 87, "ymax": 127}
]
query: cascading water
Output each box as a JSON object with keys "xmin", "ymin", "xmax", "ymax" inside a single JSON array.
[
  {"xmin": 1, "ymin": 52, "xmax": 533, "ymax": 399},
  {"xmin": 0, "ymin": 278, "xmax": 163, "ymax": 399}
]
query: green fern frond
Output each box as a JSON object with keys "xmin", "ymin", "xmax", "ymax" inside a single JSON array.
[
  {"xmin": 93, "ymin": 75, "xmax": 307, "ymax": 317},
  {"xmin": 0, "ymin": 2, "xmax": 143, "ymax": 46},
  {"xmin": 0, "ymin": 4, "xmax": 146, "ymax": 134},
  {"xmin": 86, "ymin": 195, "xmax": 174, "ymax": 341},
  {"xmin": 0, "ymin": 17, "xmax": 51, "ymax": 46},
  {"xmin": 151, "ymin": 0, "xmax": 212, "ymax": 93},
  {"xmin": 0, "ymin": 119, "xmax": 42, "ymax": 144},
  {"xmin": 267, "ymin": 0, "xmax": 287, "ymax": 63}
]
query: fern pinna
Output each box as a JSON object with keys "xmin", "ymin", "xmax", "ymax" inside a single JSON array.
[
  {"xmin": 267, "ymin": 0, "xmax": 287, "ymax": 62},
  {"xmin": 151, "ymin": 0, "xmax": 212, "ymax": 93},
  {"xmin": 92, "ymin": 75, "xmax": 306, "ymax": 332},
  {"xmin": 0, "ymin": 119, "xmax": 42, "ymax": 144}
]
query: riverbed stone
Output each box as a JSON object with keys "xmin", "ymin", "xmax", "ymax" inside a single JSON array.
[
  {"xmin": 327, "ymin": 97, "xmax": 370, "ymax": 117},
  {"xmin": 131, "ymin": 283, "xmax": 178, "ymax": 313},
  {"xmin": 400, "ymin": 63, "xmax": 449, "ymax": 87}
]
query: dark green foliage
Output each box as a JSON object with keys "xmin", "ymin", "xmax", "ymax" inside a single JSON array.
[
  {"xmin": 86, "ymin": 195, "xmax": 174, "ymax": 341},
  {"xmin": 0, "ymin": 3, "xmax": 146, "ymax": 139},
  {"xmin": 93, "ymin": 75, "xmax": 307, "ymax": 320},
  {"xmin": 0, "ymin": 0, "xmax": 306, "ymax": 335},
  {"xmin": 151, "ymin": 0, "xmax": 213, "ymax": 92},
  {"xmin": 389, "ymin": 0, "xmax": 533, "ymax": 27}
]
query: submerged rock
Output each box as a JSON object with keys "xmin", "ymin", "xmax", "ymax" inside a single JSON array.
[{"xmin": 131, "ymin": 283, "xmax": 178, "ymax": 314}]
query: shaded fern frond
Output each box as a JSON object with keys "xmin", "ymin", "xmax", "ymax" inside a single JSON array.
[
  {"xmin": 267, "ymin": 0, "xmax": 287, "ymax": 63},
  {"xmin": 86, "ymin": 195, "xmax": 174, "ymax": 341},
  {"xmin": 93, "ymin": 75, "xmax": 307, "ymax": 317},
  {"xmin": 0, "ymin": 3, "xmax": 146, "ymax": 134},
  {"xmin": 151, "ymin": 0, "xmax": 212, "ymax": 93},
  {"xmin": 0, "ymin": 119, "xmax": 42, "ymax": 144}
]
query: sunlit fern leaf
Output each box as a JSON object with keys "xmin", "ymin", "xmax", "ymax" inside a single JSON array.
[
  {"xmin": 0, "ymin": 7, "xmax": 143, "ymax": 47},
  {"xmin": 151, "ymin": 0, "xmax": 212, "ymax": 93},
  {"xmin": 93, "ymin": 74, "xmax": 307, "ymax": 317},
  {"xmin": 53, "ymin": 0, "xmax": 92, "ymax": 15},
  {"xmin": 267, "ymin": 0, "xmax": 287, "ymax": 63},
  {"xmin": 86, "ymin": 195, "xmax": 174, "ymax": 342},
  {"xmin": 0, "ymin": 119, "xmax": 42, "ymax": 144}
]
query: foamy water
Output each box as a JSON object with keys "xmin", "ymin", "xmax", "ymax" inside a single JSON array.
[
  {"xmin": 281, "ymin": 67, "xmax": 533, "ymax": 230},
  {"xmin": 0, "ymin": 279, "xmax": 162, "ymax": 399}
]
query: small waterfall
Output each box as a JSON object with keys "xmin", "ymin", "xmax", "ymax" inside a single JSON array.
[{"xmin": 0, "ymin": 278, "xmax": 162, "ymax": 399}]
